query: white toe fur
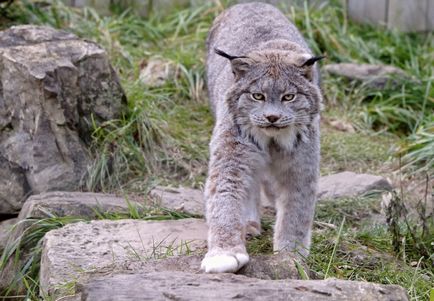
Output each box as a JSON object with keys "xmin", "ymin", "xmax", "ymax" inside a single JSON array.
[
  {"xmin": 235, "ymin": 253, "xmax": 249, "ymax": 267},
  {"xmin": 201, "ymin": 253, "xmax": 249, "ymax": 273}
]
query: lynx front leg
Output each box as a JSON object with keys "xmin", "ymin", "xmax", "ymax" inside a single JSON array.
[
  {"xmin": 273, "ymin": 166, "xmax": 318, "ymax": 258},
  {"xmin": 201, "ymin": 133, "xmax": 263, "ymax": 273},
  {"xmin": 244, "ymin": 177, "xmax": 261, "ymax": 238}
]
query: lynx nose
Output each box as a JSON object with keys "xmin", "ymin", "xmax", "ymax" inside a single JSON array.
[{"xmin": 265, "ymin": 115, "xmax": 280, "ymax": 123}]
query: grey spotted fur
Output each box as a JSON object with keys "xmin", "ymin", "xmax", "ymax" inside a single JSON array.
[{"xmin": 202, "ymin": 2, "xmax": 323, "ymax": 273}]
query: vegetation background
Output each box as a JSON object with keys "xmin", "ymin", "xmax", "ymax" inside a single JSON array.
[{"xmin": 0, "ymin": 0, "xmax": 432, "ymax": 300}]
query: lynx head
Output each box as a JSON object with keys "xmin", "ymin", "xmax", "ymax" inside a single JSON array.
[{"xmin": 216, "ymin": 47, "xmax": 324, "ymax": 148}]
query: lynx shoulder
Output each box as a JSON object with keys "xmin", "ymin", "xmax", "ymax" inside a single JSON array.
[{"xmin": 202, "ymin": 2, "xmax": 323, "ymax": 273}]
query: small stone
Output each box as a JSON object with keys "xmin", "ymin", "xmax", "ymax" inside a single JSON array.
[
  {"xmin": 139, "ymin": 58, "xmax": 177, "ymax": 87},
  {"xmin": 328, "ymin": 119, "xmax": 355, "ymax": 133}
]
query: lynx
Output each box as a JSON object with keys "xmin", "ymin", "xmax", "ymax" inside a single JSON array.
[{"xmin": 201, "ymin": 2, "xmax": 324, "ymax": 273}]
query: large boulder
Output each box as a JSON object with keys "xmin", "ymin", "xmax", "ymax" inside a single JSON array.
[{"xmin": 0, "ymin": 25, "xmax": 126, "ymax": 214}]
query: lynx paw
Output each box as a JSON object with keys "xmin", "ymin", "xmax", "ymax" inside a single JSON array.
[{"xmin": 201, "ymin": 252, "xmax": 249, "ymax": 273}]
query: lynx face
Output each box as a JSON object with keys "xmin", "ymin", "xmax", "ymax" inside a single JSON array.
[
  {"xmin": 238, "ymin": 75, "xmax": 317, "ymax": 137},
  {"xmin": 217, "ymin": 49, "xmax": 323, "ymax": 142}
]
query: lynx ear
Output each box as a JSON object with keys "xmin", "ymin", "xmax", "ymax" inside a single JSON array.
[
  {"xmin": 299, "ymin": 55, "xmax": 325, "ymax": 81},
  {"xmin": 300, "ymin": 55, "xmax": 325, "ymax": 67},
  {"xmin": 214, "ymin": 48, "xmax": 252, "ymax": 80}
]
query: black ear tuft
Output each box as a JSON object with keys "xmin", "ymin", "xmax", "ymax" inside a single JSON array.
[
  {"xmin": 214, "ymin": 48, "xmax": 246, "ymax": 61},
  {"xmin": 301, "ymin": 55, "xmax": 326, "ymax": 67}
]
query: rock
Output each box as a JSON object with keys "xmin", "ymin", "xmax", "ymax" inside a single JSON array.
[
  {"xmin": 318, "ymin": 172, "xmax": 392, "ymax": 200},
  {"xmin": 149, "ymin": 172, "xmax": 394, "ymax": 216},
  {"xmin": 126, "ymin": 253, "xmax": 300, "ymax": 280},
  {"xmin": 149, "ymin": 186, "xmax": 203, "ymax": 216},
  {"xmin": 238, "ymin": 252, "xmax": 301, "ymax": 280},
  {"xmin": 0, "ymin": 25, "xmax": 126, "ymax": 214},
  {"xmin": 139, "ymin": 58, "xmax": 177, "ymax": 87},
  {"xmin": 0, "ymin": 157, "xmax": 29, "ymax": 213},
  {"xmin": 39, "ymin": 217, "xmax": 303, "ymax": 299},
  {"xmin": 0, "ymin": 217, "xmax": 17, "ymax": 251},
  {"xmin": 0, "ymin": 192, "xmax": 140, "ymax": 293},
  {"xmin": 6, "ymin": 191, "xmax": 141, "ymax": 252},
  {"xmin": 18, "ymin": 191, "xmax": 137, "ymax": 220},
  {"xmin": 77, "ymin": 271, "xmax": 409, "ymax": 301},
  {"xmin": 40, "ymin": 218, "xmax": 208, "ymax": 298},
  {"xmin": 326, "ymin": 118, "xmax": 355, "ymax": 133},
  {"xmin": 323, "ymin": 63, "xmax": 413, "ymax": 89}
]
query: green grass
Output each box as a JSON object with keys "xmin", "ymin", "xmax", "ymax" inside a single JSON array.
[
  {"xmin": 320, "ymin": 123, "xmax": 396, "ymax": 175},
  {"xmin": 286, "ymin": 1, "xmax": 434, "ymax": 173},
  {"xmin": 310, "ymin": 196, "xmax": 433, "ymax": 301},
  {"xmin": 0, "ymin": 216, "xmax": 85, "ymax": 299}
]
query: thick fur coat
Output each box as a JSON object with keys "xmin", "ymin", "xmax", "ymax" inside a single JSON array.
[{"xmin": 202, "ymin": 2, "xmax": 323, "ymax": 273}]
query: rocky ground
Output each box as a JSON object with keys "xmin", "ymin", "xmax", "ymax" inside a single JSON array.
[{"xmin": 0, "ymin": 174, "xmax": 408, "ymax": 300}]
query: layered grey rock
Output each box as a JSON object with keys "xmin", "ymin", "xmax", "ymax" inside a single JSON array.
[
  {"xmin": 18, "ymin": 191, "xmax": 136, "ymax": 220},
  {"xmin": 318, "ymin": 171, "xmax": 392, "ymax": 200},
  {"xmin": 0, "ymin": 25, "xmax": 126, "ymax": 214},
  {"xmin": 40, "ymin": 250, "xmax": 301, "ymax": 297},
  {"xmin": 0, "ymin": 192, "xmax": 139, "ymax": 293},
  {"xmin": 323, "ymin": 63, "xmax": 414, "ymax": 89},
  {"xmin": 0, "ymin": 217, "xmax": 17, "ymax": 252},
  {"xmin": 40, "ymin": 218, "xmax": 208, "ymax": 298},
  {"xmin": 78, "ymin": 271, "xmax": 409, "ymax": 301}
]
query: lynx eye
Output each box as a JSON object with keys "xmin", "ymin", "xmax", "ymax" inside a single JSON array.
[
  {"xmin": 282, "ymin": 94, "xmax": 296, "ymax": 102},
  {"xmin": 250, "ymin": 93, "xmax": 265, "ymax": 101}
]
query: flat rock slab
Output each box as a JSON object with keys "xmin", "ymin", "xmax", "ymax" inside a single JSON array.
[
  {"xmin": 40, "ymin": 218, "xmax": 207, "ymax": 298},
  {"xmin": 4, "ymin": 191, "xmax": 139, "ymax": 256},
  {"xmin": 78, "ymin": 271, "xmax": 409, "ymax": 301},
  {"xmin": 18, "ymin": 191, "xmax": 136, "ymax": 220},
  {"xmin": 318, "ymin": 171, "xmax": 392, "ymax": 200},
  {"xmin": 93, "ymin": 254, "xmax": 300, "ymax": 281},
  {"xmin": 149, "ymin": 186, "xmax": 203, "ymax": 215}
]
